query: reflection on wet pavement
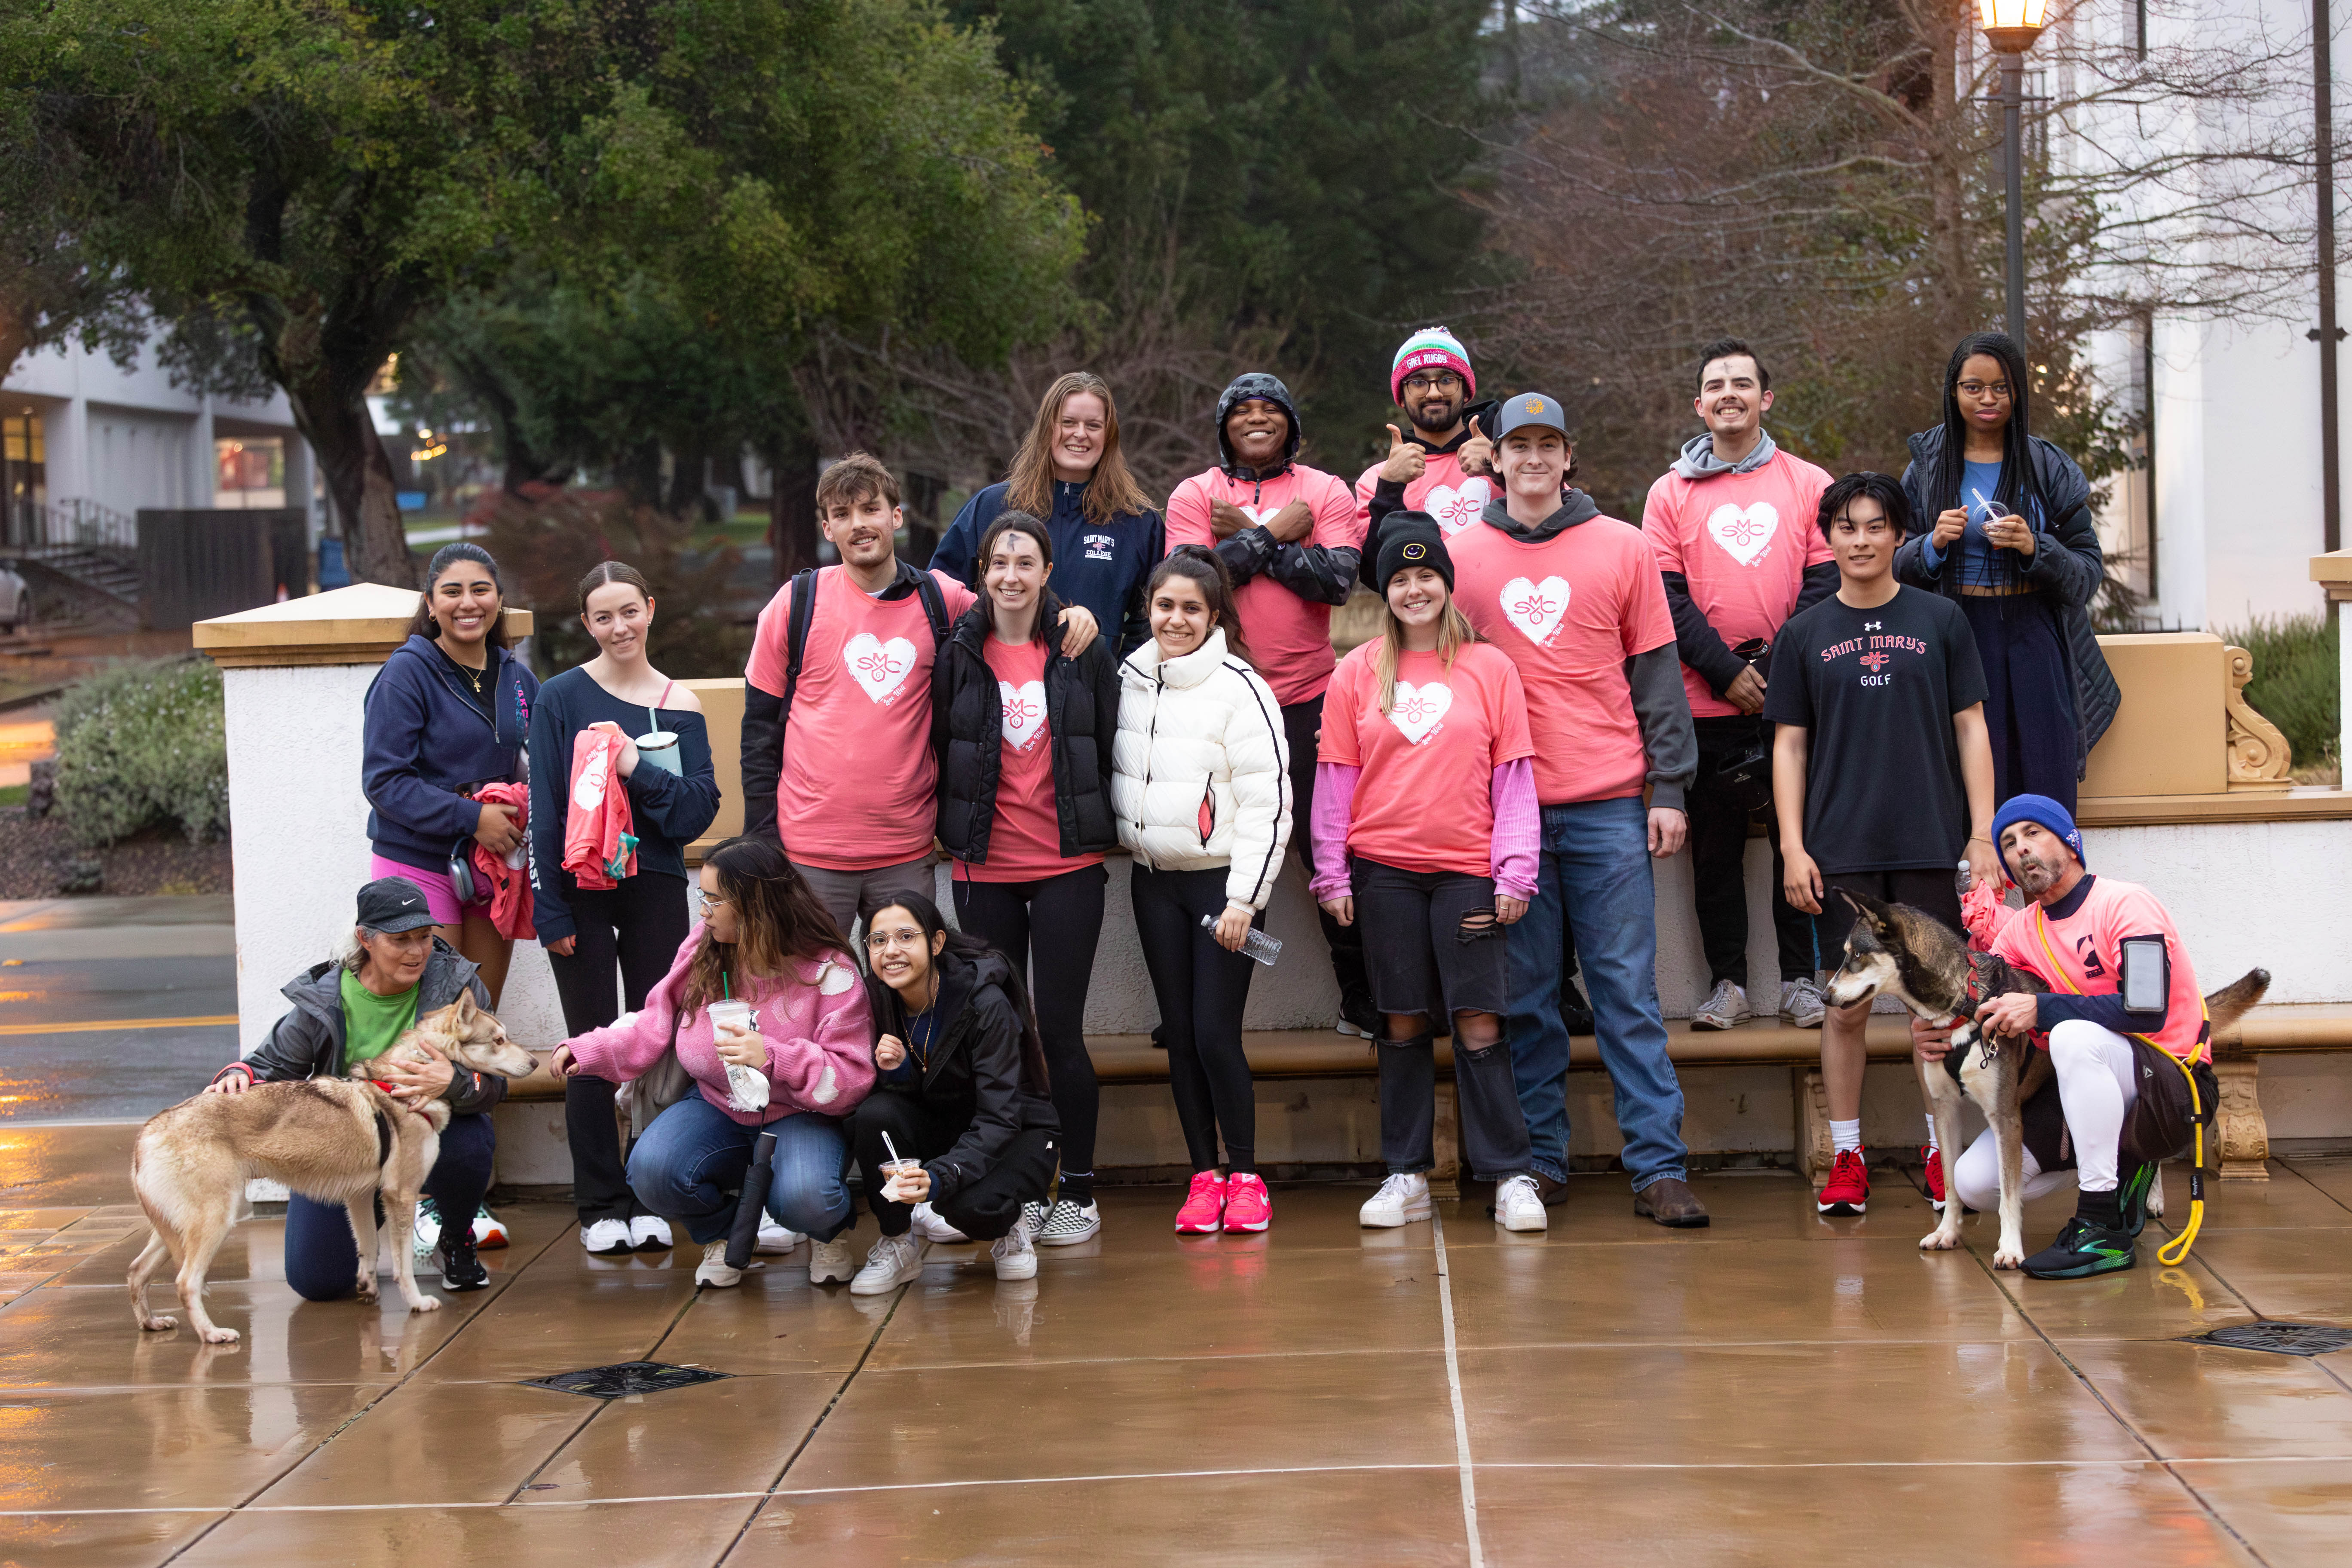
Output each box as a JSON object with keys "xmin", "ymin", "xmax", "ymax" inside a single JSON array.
[{"xmin": 0, "ymin": 1124, "xmax": 2348, "ymax": 1565}]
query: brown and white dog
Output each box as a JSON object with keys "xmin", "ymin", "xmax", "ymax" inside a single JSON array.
[
  {"xmin": 127, "ymin": 995, "xmax": 533, "ymax": 1344},
  {"xmin": 1825, "ymin": 888, "xmax": 2267, "ymax": 1268}
]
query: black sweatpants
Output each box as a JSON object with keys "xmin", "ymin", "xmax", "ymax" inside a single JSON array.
[
  {"xmin": 845, "ymin": 1092, "xmax": 1059, "ymax": 1242},
  {"xmin": 1131, "ymin": 863, "xmax": 1261, "ymax": 1174},
  {"xmin": 1687, "ymin": 714, "xmax": 1820, "ymax": 990},
  {"xmin": 547, "ymin": 871, "xmax": 690, "ymax": 1226},
  {"xmin": 952, "ymin": 864, "xmax": 1106, "ymax": 1204},
  {"xmin": 1284, "ymin": 695, "xmax": 1371, "ymax": 1012}
]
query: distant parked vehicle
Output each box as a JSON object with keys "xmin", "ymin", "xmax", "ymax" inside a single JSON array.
[{"xmin": 0, "ymin": 563, "xmax": 28, "ymax": 634}]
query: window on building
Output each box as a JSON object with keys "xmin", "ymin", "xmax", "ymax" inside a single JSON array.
[
  {"xmin": 3, "ymin": 411, "xmax": 46, "ymax": 547},
  {"xmin": 215, "ymin": 437, "xmax": 287, "ymax": 509}
]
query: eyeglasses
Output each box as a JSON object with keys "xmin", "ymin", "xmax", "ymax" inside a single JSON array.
[
  {"xmin": 1956, "ymin": 381, "xmax": 2013, "ymax": 401},
  {"xmin": 1402, "ymin": 373, "xmax": 1462, "ymax": 394}
]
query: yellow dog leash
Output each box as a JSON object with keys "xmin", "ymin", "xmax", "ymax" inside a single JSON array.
[{"xmin": 2030, "ymin": 910, "xmax": 2207, "ymax": 1265}]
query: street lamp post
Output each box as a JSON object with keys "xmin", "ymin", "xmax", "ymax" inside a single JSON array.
[{"xmin": 1978, "ymin": 0, "xmax": 2048, "ymax": 349}]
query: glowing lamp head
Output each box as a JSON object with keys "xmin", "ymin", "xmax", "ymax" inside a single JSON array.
[{"xmin": 1978, "ymin": 0, "xmax": 2046, "ymax": 54}]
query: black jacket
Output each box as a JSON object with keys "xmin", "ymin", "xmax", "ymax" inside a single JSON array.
[
  {"xmin": 931, "ymin": 592, "xmax": 1121, "ymax": 865},
  {"xmin": 236, "ymin": 939, "xmax": 506, "ymax": 1117},
  {"xmin": 1895, "ymin": 426, "xmax": 2122, "ymax": 774},
  {"xmin": 879, "ymin": 949, "xmax": 1058, "ymax": 1201}
]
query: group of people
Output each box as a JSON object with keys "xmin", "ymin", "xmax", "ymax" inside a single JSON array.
[{"xmin": 207, "ymin": 320, "xmax": 2207, "ymax": 1302}]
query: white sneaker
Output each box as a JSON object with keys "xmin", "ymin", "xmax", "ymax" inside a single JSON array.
[
  {"xmin": 755, "ymin": 1218, "xmax": 804, "ymax": 1254},
  {"xmin": 807, "ymin": 1235, "xmax": 856, "ymax": 1284},
  {"xmin": 1032, "ymin": 1198, "xmax": 1102, "ymax": 1247},
  {"xmin": 628, "ymin": 1215, "xmax": 672, "ymax": 1251},
  {"xmin": 582, "ymin": 1218, "xmax": 634, "ymax": 1256},
  {"xmin": 412, "ymin": 1198, "xmax": 444, "ymax": 1257},
  {"xmin": 909, "ymin": 1202, "xmax": 968, "ymax": 1244},
  {"xmin": 1492, "ymin": 1174, "xmax": 1550, "ymax": 1233},
  {"xmin": 850, "ymin": 1232, "xmax": 927, "ymax": 1296},
  {"xmin": 1779, "ymin": 975, "xmax": 1827, "ymax": 1029},
  {"xmin": 694, "ymin": 1240, "xmax": 745, "ymax": 1288},
  {"xmin": 1691, "ymin": 979, "xmax": 1750, "ymax": 1030},
  {"xmin": 1359, "ymin": 1172, "xmax": 1433, "ymax": 1228},
  {"xmin": 991, "ymin": 1224, "xmax": 1038, "ymax": 1280}
]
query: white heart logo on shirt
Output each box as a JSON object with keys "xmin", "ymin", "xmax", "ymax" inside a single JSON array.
[
  {"xmin": 1500, "ymin": 575, "xmax": 1571, "ymax": 646},
  {"xmin": 1424, "ymin": 478, "xmax": 1494, "ymax": 536},
  {"xmin": 1387, "ymin": 680, "xmax": 1453, "ymax": 745},
  {"xmin": 571, "ymin": 745, "xmax": 610, "ymax": 809},
  {"xmin": 1241, "ymin": 503, "xmax": 1277, "ymax": 526},
  {"xmin": 843, "ymin": 632, "xmax": 918, "ymax": 704},
  {"xmin": 1707, "ymin": 501, "xmax": 1779, "ymax": 566},
  {"xmin": 999, "ymin": 679, "xmax": 1047, "ymax": 752}
]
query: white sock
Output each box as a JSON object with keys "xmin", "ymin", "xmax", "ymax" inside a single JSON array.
[
  {"xmin": 1830, "ymin": 1119, "xmax": 1862, "ymax": 1155},
  {"xmin": 1923, "ymin": 1115, "xmax": 1940, "ymax": 1152}
]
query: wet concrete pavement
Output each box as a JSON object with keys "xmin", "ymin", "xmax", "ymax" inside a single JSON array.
[
  {"xmin": 0, "ymin": 898, "xmax": 238, "ymax": 1122},
  {"xmin": 3, "ymin": 1117, "xmax": 2350, "ymax": 1565}
]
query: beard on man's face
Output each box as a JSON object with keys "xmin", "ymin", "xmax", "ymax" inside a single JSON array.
[
  {"xmin": 1407, "ymin": 395, "xmax": 1459, "ymax": 434},
  {"xmin": 2013, "ymin": 849, "xmax": 2064, "ymax": 892}
]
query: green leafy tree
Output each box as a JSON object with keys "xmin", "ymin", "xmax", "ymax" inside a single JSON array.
[{"xmin": 3, "ymin": 0, "xmax": 1080, "ymax": 585}]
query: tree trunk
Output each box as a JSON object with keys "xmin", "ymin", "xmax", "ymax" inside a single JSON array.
[
  {"xmin": 768, "ymin": 428, "xmax": 821, "ymax": 585},
  {"xmin": 276, "ymin": 363, "xmax": 413, "ymax": 588}
]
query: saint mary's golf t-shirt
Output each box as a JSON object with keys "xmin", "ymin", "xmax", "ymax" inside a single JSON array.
[{"xmin": 746, "ymin": 565, "xmax": 977, "ymax": 871}]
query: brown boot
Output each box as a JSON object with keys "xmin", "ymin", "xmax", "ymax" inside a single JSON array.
[{"xmin": 1634, "ymin": 1176, "xmax": 1710, "ymax": 1228}]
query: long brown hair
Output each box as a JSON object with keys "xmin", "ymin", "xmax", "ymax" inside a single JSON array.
[
  {"xmin": 680, "ymin": 837, "xmax": 850, "ymax": 1021},
  {"xmin": 406, "ymin": 542, "xmax": 513, "ymax": 650},
  {"xmin": 1004, "ymin": 371, "xmax": 1154, "ymax": 527},
  {"xmin": 1148, "ymin": 545, "xmax": 1255, "ymax": 669}
]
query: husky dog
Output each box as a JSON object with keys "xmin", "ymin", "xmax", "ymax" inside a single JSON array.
[
  {"xmin": 128, "ymin": 995, "xmax": 533, "ymax": 1344},
  {"xmin": 1824, "ymin": 888, "xmax": 2268, "ymax": 1268}
]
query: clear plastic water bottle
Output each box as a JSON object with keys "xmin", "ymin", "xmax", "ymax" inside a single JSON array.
[{"xmin": 1201, "ymin": 913, "xmax": 1282, "ymax": 966}]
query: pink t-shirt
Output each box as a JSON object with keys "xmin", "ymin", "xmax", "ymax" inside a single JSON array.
[
  {"xmin": 1318, "ymin": 640, "xmax": 1535, "ymax": 878},
  {"xmin": 1450, "ymin": 513, "xmax": 1677, "ymax": 805},
  {"xmin": 1353, "ymin": 450, "xmax": 1497, "ymax": 539},
  {"xmin": 1991, "ymin": 876, "xmax": 2210, "ymax": 1064},
  {"xmin": 745, "ymin": 566, "xmax": 976, "ymax": 871},
  {"xmin": 1642, "ymin": 450, "xmax": 1836, "ymax": 718},
  {"xmin": 953, "ymin": 634, "xmax": 1106, "ymax": 885},
  {"xmin": 1164, "ymin": 463, "xmax": 1363, "ymax": 706}
]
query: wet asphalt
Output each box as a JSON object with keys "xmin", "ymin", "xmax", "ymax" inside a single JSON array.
[{"xmin": 0, "ymin": 896, "xmax": 238, "ymax": 1122}]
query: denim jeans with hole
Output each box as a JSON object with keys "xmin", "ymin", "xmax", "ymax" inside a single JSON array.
[
  {"xmin": 625, "ymin": 1096, "xmax": 853, "ymax": 1245},
  {"xmin": 1504, "ymin": 795, "xmax": 1689, "ymax": 1189}
]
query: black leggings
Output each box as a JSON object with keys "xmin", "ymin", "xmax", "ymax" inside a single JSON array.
[
  {"xmin": 1131, "ymin": 863, "xmax": 1261, "ymax": 1174},
  {"xmin": 1285, "ymin": 695, "xmax": 1370, "ymax": 1009},
  {"xmin": 547, "ymin": 872, "xmax": 689, "ymax": 1225},
  {"xmin": 952, "ymin": 864, "xmax": 1106, "ymax": 1204}
]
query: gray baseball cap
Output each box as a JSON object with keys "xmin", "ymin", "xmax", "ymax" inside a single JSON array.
[
  {"xmin": 356, "ymin": 876, "xmax": 438, "ymax": 934},
  {"xmin": 1491, "ymin": 391, "xmax": 1570, "ymax": 442}
]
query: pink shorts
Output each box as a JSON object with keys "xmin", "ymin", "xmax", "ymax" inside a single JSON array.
[{"xmin": 368, "ymin": 855, "xmax": 481, "ymax": 927}]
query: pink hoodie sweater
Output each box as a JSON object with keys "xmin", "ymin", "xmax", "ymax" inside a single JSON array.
[{"xmin": 563, "ymin": 928, "xmax": 877, "ymax": 1127}]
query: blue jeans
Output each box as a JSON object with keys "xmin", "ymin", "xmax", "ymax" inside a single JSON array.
[
  {"xmin": 626, "ymin": 1096, "xmax": 854, "ymax": 1245},
  {"xmin": 1506, "ymin": 795, "xmax": 1688, "ymax": 1189}
]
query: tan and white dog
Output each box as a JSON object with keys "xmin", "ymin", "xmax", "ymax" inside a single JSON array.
[{"xmin": 128, "ymin": 994, "xmax": 533, "ymax": 1344}]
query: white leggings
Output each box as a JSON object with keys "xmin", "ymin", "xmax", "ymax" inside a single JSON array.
[{"xmin": 1950, "ymin": 1020, "xmax": 2138, "ymax": 1213}]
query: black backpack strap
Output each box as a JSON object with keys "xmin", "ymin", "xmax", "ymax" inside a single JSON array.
[
  {"xmin": 781, "ymin": 567, "xmax": 820, "ymax": 720},
  {"xmin": 911, "ymin": 564, "xmax": 950, "ymax": 647}
]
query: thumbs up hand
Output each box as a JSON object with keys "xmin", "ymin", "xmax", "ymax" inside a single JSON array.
[
  {"xmin": 1379, "ymin": 423, "xmax": 1427, "ymax": 485},
  {"xmin": 1458, "ymin": 414, "xmax": 1494, "ymax": 478}
]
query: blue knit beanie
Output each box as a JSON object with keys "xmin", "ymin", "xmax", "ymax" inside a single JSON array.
[{"xmin": 1990, "ymin": 793, "xmax": 2086, "ymax": 882}]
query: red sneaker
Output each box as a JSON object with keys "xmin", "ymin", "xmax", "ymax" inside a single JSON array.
[
  {"xmin": 1222, "ymin": 1173, "xmax": 1272, "ymax": 1233},
  {"xmin": 1175, "ymin": 1171, "xmax": 1228, "ymax": 1234},
  {"xmin": 1816, "ymin": 1148, "xmax": 1869, "ymax": 1216},
  {"xmin": 1921, "ymin": 1145, "xmax": 1948, "ymax": 1211}
]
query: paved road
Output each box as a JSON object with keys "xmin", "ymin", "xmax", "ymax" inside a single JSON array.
[{"xmin": 0, "ymin": 896, "xmax": 238, "ymax": 1122}]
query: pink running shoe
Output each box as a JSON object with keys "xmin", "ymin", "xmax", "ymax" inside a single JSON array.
[
  {"xmin": 1174, "ymin": 1171, "xmax": 1228, "ymax": 1233},
  {"xmin": 1222, "ymin": 1172, "xmax": 1271, "ymax": 1233}
]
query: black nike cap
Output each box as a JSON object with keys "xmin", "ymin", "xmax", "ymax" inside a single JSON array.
[{"xmin": 356, "ymin": 876, "xmax": 438, "ymax": 934}]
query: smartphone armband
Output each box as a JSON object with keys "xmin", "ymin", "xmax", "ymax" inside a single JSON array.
[{"xmin": 2119, "ymin": 935, "xmax": 2169, "ymax": 1016}]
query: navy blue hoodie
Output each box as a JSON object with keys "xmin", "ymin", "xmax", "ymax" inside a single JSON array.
[
  {"xmin": 930, "ymin": 479, "xmax": 1163, "ymax": 654},
  {"xmin": 362, "ymin": 634, "xmax": 539, "ymax": 873}
]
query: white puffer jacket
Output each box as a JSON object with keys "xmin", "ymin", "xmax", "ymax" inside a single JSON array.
[{"xmin": 1112, "ymin": 628, "xmax": 1292, "ymax": 909}]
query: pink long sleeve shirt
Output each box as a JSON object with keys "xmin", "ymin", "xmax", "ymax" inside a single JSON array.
[{"xmin": 563, "ymin": 928, "xmax": 877, "ymax": 1127}]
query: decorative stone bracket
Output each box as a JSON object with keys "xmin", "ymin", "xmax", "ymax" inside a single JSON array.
[{"xmin": 2223, "ymin": 646, "xmax": 2294, "ymax": 792}]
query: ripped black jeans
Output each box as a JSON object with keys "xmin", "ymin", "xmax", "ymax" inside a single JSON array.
[{"xmin": 1351, "ymin": 858, "xmax": 1533, "ymax": 1181}]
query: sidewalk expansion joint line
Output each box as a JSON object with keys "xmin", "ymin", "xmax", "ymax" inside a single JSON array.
[
  {"xmin": 1430, "ymin": 1211, "xmax": 1485, "ymax": 1568},
  {"xmin": 717, "ymin": 1270, "xmax": 910, "ymax": 1561}
]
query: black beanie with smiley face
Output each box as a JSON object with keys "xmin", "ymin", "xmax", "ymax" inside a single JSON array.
[{"xmin": 1363, "ymin": 510, "xmax": 1455, "ymax": 597}]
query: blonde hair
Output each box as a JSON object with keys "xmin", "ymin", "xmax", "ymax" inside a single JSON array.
[{"xmin": 1374, "ymin": 589, "xmax": 1480, "ymax": 714}]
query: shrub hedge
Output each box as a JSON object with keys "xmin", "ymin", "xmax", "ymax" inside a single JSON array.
[
  {"xmin": 53, "ymin": 658, "xmax": 230, "ymax": 847},
  {"xmin": 2220, "ymin": 612, "xmax": 2339, "ymax": 773}
]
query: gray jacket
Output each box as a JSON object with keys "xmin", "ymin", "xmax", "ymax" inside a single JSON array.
[{"xmin": 237, "ymin": 940, "xmax": 506, "ymax": 1117}]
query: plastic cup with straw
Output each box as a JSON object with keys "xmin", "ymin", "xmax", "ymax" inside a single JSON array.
[{"xmin": 879, "ymin": 1130, "xmax": 923, "ymax": 1204}]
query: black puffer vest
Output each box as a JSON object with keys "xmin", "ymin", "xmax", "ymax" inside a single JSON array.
[{"xmin": 931, "ymin": 593, "xmax": 1121, "ymax": 865}]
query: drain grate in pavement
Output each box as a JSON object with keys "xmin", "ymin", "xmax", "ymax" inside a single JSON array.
[
  {"xmin": 521, "ymin": 1361, "xmax": 734, "ymax": 1399},
  {"xmin": 2177, "ymin": 1322, "xmax": 2352, "ymax": 1357}
]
